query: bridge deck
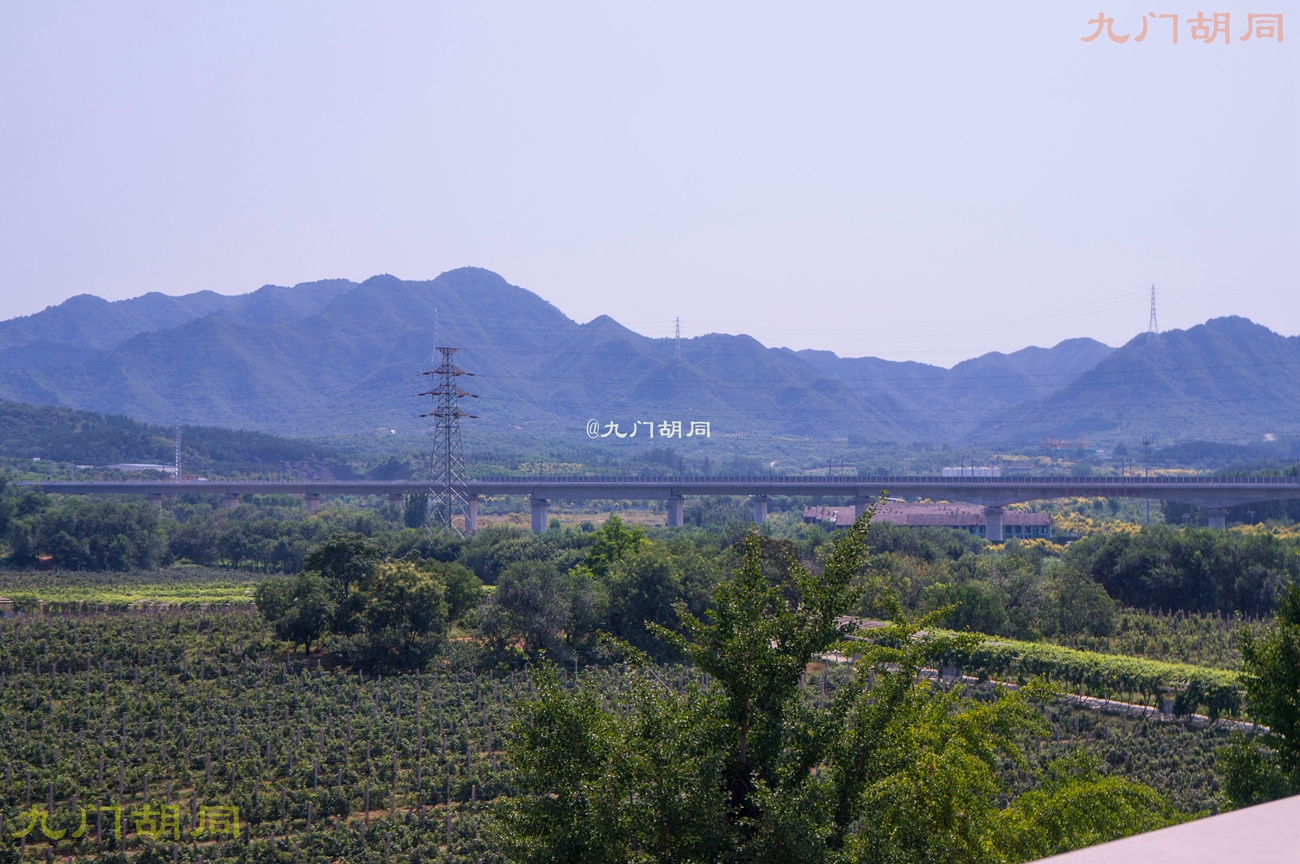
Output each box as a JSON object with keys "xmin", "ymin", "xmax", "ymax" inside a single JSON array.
[{"xmin": 24, "ymin": 474, "xmax": 1300, "ymax": 509}]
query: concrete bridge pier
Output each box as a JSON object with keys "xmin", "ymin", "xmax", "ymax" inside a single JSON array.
[
  {"xmin": 855, "ymin": 496, "xmax": 873, "ymax": 522},
  {"xmin": 530, "ymin": 497, "xmax": 549, "ymax": 533},
  {"xmin": 303, "ymin": 493, "xmax": 322, "ymax": 512},
  {"xmin": 466, "ymin": 495, "xmax": 479, "ymax": 534},
  {"xmin": 666, "ymin": 495, "xmax": 684, "ymax": 528},
  {"xmin": 147, "ymin": 493, "xmax": 165, "ymax": 510},
  {"xmin": 1208, "ymin": 509, "xmax": 1228, "ymax": 530},
  {"xmin": 387, "ymin": 493, "xmax": 404, "ymax": 506},
  {"xmin": 225, "ymin": 493, "xmax": 241, "ymax": 509},
  {"xmin": 752, "ymin": 495, "xmax": 769, "ymax": 523},
  {"xmin": 984, "ymin": 506, "xmax": 1004, "ymax": 543}
]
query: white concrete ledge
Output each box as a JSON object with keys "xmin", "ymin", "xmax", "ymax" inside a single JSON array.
[{"xmin": 1034, "ymin": 794, "xmax": 1300, "ymax": 863}]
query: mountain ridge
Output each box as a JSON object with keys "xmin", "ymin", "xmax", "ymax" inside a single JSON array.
[
  {"xmin": 0, "ymin": 269, "xmax": 1294, "ymax": 445},
  {"xmin": 974, "ymin": 317, "xmax": 1300, "ymax": 444}
]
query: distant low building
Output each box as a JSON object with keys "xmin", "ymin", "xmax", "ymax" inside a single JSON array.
[
  {"xmin": 107, "ymin": 464, "xmax": 177, "ymax": 474},
  {"xmin": 941, "ymin": 466, "xmax": 1001, "ymax": 477},
  {"xmin": 803, "ymin": 502, "xmax": 1051, "ymax": 539},
  {"xmin": 1041, "ymin": 436, "xmax": 1093, "ymax": 457}
]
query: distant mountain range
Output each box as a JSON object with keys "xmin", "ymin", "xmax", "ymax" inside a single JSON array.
[{"xmin": 1, "ymin": 268, "xmax": 1296, "ymax": 446}]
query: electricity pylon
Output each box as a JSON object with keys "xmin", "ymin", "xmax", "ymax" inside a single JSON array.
[{"xmin": 419, "ymin": 347, "xmax": 478, "ymax": 534}]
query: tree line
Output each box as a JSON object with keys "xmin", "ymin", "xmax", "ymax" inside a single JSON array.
[{"xmin": 4, "ymin": 485, "xmax": 1297, "ymax": 630}]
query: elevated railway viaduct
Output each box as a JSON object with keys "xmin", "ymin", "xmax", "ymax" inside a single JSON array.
[{"xmin": 27, "ymin": 475, "xmax": 1300, "ymax": 540}]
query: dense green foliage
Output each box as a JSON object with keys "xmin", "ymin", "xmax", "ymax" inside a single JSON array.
[
  {"xmin": 860, "ymin": 531, "xmax": 1119, "ymax": 642},
  {"xmin": 1051, "ymin": 608, "xmax": 1269, "ymax": 671},
  {"xmin": 855, "ymin": 524, "xmax": 1298, "ymax": 651},
  {"xmin": 474, "ymin": 517, "xmax": 723, "ymax": 664},
  {"xmin": 1061, "ymin": 526, "xmax": 1296, "ymax": 617},
  {"xmin": 0, "ymin": 508, "xmax": 1290, "ymax": 862},
  {"xmin": 496, "ymin": 519, "xmax": 1186, "ymax": 864},
  {"xmin": 2, "ymin": 488, "xmax": 344, "ymax": 573},
  {"xmin": 254, "ymin": 572, "xmax": 333, "ymax": 655},
  {"xmin": 7, "ymin": 496, "xmax": 165, "ymax": 571},
  {"xmin": 944, "ymin": 638, "xmax": 1242, "ymax": 719},
  {"xmin": 256, "ymin": 534, "xmax": 481, "ymax": 673},
  {"xmin": 1217, "ymin": 583, "xmax": 1300, "ymax": 807}
]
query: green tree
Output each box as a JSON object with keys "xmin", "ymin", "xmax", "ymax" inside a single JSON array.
[
  {"xmin": 1043, "ymin": 568, "xmax": 1117, "ymax": 638},
  {"xmin": 254, "ymin": 571, "xmax": 334, "ymax": 655},
  {"xmin": 497, "ymin": 666, "xmax": 727, "ymax": 864},
  {"xmin": 9, "ymin": 497, "xmax": 165, "ymax": 571},
  {"xmin": 923, "ymin": 580, "xmax": 1011, "ymax": 636},
  {"xmin": 348, "ymin": 559, "xmax": 448, "ymax": 672},
  {"xmin": 608, "ymin": 543, "xmax": 686, "ymax": 651},
  {"xmin": 403, "ymin": 492, "xmax": 428, "ymax": 529},
  {"xmin": 0, "ymin": 475, "xmax": 14, "ymax": 540},
  {"xmin": 1218, "ymin": 582, "xmax": 1300, "ymax": 807},
  {"xmin": 498, "ymin": 515, "xmax": 1182, "ymax": 863},
  {"xmin": 1063, "ymin": 526, "xmax": 1296, "ymax": 617},
  {"xmin": 166, "ymin": 513, "xmax": 218, "ymax": 565},
  {"xmin": 479, "ymin": 560, "xmax": 604, "ymax": 660},
  {"xmin": 583, "ymin": 514, "xmax": 645, "ymax": 578},
  {"xmin": 304, "ymin": 532, "xmax": 381, "ymax": 632},
  {"xmin": 424, "ymin": 559, "xmax": 483, "ymax": 622},
  {"xmin": 304, "ymin": 531, "xmax": 382, "ymax": 597},
  {"xmin": 994, "ymin": 756, "xmax": 1185, "ymax": 861}
]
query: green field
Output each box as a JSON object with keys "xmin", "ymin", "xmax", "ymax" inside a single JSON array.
[
  {"xmin": 0, "ymin": 568, "xmax": 260, "ymax": 612},
  {"xmin": 0, "ymin": 601, "xmax": 1241, "ymax": 863},
  {"xmin": 0, "ymin": 505, "xmax": 1293, "ymax": 862}
]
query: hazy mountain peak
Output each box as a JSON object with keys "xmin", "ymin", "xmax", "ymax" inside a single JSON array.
[
  {"xmin": 0, "ymin": 288, "xmax": 240, "ymax": 352},
  {"xmin": 580, "ymin": 314, "xmax": 635, "ymax": 333},
  {"xmin": 974, "ymin": 316, "xmax": 1300, "ymax": 443},
  {"xmin": 0, "ymin": 270, "xmax": 1292, "ymax": 443}
]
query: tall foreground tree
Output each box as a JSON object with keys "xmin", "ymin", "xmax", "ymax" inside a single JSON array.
[{"xmin": 497, "ymin": 515, "xmax": 1181, "ymax": 864}]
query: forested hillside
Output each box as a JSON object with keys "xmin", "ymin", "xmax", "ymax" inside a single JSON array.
[
  {"xmin": 0, "ymin": 270, "xmax": 907, "ymax": 439},
  {"xmin": 0, "ymin": 402, "xmax": 350, "ymax": 477},
  {"xmin": 978, "ymin": 317, "xmax": 1300, "ymax": 444},
  {"xmin": 2, "ymin": 268, "xmax": 1296, "ymax": 443}
]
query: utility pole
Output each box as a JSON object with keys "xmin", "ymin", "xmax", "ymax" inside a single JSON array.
[
  {"xmin": 1147, "ymin": 285, "xmax": 1158, "ymax": 333},
  {"xmin": 1142, "ymin": 436, "xmax": 1153, "ymax": 526},
  {"xmin": 420, "ymin": 347, "xmax": 478, "ymax": 534},
  {"xmin": 173, "ymin": 415, "xmax": 182, "ymax": 483}
]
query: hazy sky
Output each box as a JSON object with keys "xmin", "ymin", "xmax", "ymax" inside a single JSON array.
[{"xmin": 2, "ymin": 2, "xmax": 1295, "ymax": 366}]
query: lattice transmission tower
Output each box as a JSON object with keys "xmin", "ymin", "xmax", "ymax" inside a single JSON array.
[
  {"xmin": 1147, "ymin": 285, "xmax": 1158, "ymax": 333},
  {"xmin": 420, "ymin": 347, "xmax": 478, "ymax": 534}
]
